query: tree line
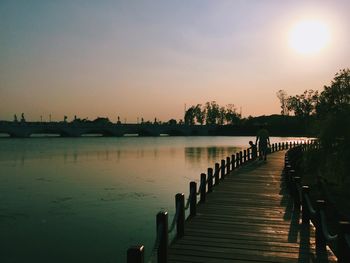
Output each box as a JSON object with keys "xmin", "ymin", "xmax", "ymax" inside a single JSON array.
[
  {"xmin": 184, "ymin": 102, "xmax": 241, "ymax": 125},
  {"xmin": 277, "ymin": 68, "xmax": 350, "ymax": 183}
]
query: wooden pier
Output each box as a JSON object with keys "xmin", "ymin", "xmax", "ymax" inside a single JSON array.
[
  {"xmin": 168, "ymin": 151, "xmax": 335, "ymax": 263},
  {"xmin": 127, "ymin": 142, "xmax": 349, "ymax": 263}
]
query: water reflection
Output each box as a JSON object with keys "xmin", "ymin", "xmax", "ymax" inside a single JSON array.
[
  {"xmin": 2, "ymin": 145, "xmax": 244, "ymax": 168},
  {"xmin": 185, "ymin": 146, "xmax": 240, "ymax": 165}
]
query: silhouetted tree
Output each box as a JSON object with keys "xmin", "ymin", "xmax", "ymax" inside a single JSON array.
[
  {"xmin": 21, "ymin": 113, "xmax": 26, "ymax": 123},
  {"xmin": 218, "ymin": 106, "xmax": 226, "ymax": 125},
  {"xmin": 184, "ymin": 106, "xmax": 196, "ymax": 125},
  {"xmin": 276, "ymin": 89, "xmax": 289, "ymax": 115},
  {"xmin": 286, "ymin": 90, "xmax": 319, "ymax": 118},
  {"xmin": 193, "ymin": 104, "xmax": 205, "ymax": 125},
  {"xmin": 317, "ymin": 68, "xmax": 350, "ymax": 118},
  {"xmin": 167, "ymin": 119, "xmax": 177, "ymax": 125},
  {"xmin": 205, "ymin": 101, "xmax": 220, "ymax": 125},
  {"xmin": 225, "ymin": 104, "xmax": 240, "ymax": 124},
  {"xmin": 316, "ymin": 69, "xmax": 350, "ymax": 150}
]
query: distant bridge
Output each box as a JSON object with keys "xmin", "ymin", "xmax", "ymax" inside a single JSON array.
[{"xmin": 0, "ymin": 121, "xmax": 212, "ymax": 137}]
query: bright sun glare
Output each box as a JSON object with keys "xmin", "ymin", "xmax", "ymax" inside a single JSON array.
[{"xmin": 288, "ymin": 20, "xmax": 330, "ymax": 55}]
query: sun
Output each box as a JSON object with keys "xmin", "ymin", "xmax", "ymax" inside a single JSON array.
[{"xmin": 288, "ymin": 20, "xmax": 330, "ymax": 55}]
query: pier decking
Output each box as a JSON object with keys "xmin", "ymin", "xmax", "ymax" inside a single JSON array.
[{"xmin": 167, "ymin": 151, "xmax": 336, "ymax": 263}]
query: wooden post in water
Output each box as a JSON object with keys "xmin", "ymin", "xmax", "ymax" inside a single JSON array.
[
  {"xmin": 127, "ymin": 245, "xmax": 144, "ymax": 263},
  {"xmin": 231, "ymin": 154, "xmax": 235, "ymax": 170},
  {"xmin": 157, "ymin": 211, "xmax": 168, "ymax": 263},
  {"xmin": 315, "ymin": 200, "xmax": 326, "ymax": 252},
  {"xmin": 236, "ymin": 153, "xmax": 240, "ymax": 168},
  {"xmin": 243, "ymin": 150, "xmax": 247, "ymax": 163},
  {"xmin": 175, "ymin": 193, "xmax": 185, "ymax": 238},
  {"xmin": 338, "ymin": 221, "xmax": 350, "ymax": 263},
  {"xmin": 207, "ymin": 168, "xmax": 213, "ymax": 193},
  {"xmin": 301, "ymin": 186, "xmax": 310, "ymax": 225},
  {"xmin": 221, "ymin": 159, "xmax": 225, "ymax": 179},
  {"xmin": 214, "ymin": 163, "xmax": 220, "ymax": 185},
  {"xmin": 189, "ymin": 182, "xmax": 197, "ymax": 217},
  {"xmin": 200, "ymin": 173, "xmax": 206, "ymax": 202}
]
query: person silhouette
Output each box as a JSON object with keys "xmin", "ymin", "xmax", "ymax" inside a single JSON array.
[
  {"xmin": 249, "ymin": 141, "xmax": 257, "ymax": 160},
  {"xmin": 255, "ymin": 125, "xmax": 270, "ymax": 161}
]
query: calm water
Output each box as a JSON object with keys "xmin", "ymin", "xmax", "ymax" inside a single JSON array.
[{"xmin": 0, "ymin": 136, "xmax": 306, "ymax": 262}]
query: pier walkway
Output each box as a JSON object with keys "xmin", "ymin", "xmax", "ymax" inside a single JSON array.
[{"xmin": 167, "ymin": 151, "xmax": 336, "ymax": 263}]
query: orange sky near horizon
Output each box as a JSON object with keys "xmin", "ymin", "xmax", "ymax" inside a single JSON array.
[{"xmin": 1, "ymin": 1, "xmax": 349, "ymax": 123}]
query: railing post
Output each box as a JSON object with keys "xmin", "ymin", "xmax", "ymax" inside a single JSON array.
[
  {"xmin": 200, "ymin": 173, "xmax": 206, "ymax": 202},
  {"xmin": 301, "ymin": 186, "xmax": 310, "ymax": 225},
  {"xmin": 247, "ymin": 148, "xmax": 251, "ymax": 161},
  {"xmin": 293, "ymin": 141, "xmax": 296, "ymax": 147},
  {"xmin": 175, "ymin": 193, "xmax": 185, "ymax": 238},
  {"xmin": 315, "ymin": 200, "xmax": 326, "ymax": 252},
  {"xmin": 236, "ymin": 153, "xmax": 240, "ymax": 168},
  {"xmin": 282, "ymin": 142, "xmax": 285, "ymax": 150},
  {"xmin": 214, "ymin": 163, "xmax": 220, "ymax": 185},
  {"xmin": 272, "ymin": 144, "xmax": 275, "ymax": 152},
  {"xmin": 239, "ymin": 151, "xmax": 243, "ymax": 165},
  {"xmin": 189, "ymin": 182, "xmax": 197, "ymax": 217},
  {"xmin": 207, "ymin": 168, "xmax": 213, "ymax": 193},
  {"xmin": 156, "ymin": 211, "xmax": 168, "ymax": 263},
  {"xmin": 231, "ymin": 154, "xmax": 235, "ymax": 170},
  {"xmin": 338, "ymin": 221, "xmax": 350, "ymax": 263},
  {"xmin": 127, "ymin": 245, "xmax": 144, "ymax": 263},
  {"xmin": 292, "ymin": 176, "xmax": 301, "ymax": 210},
  {"xmin": 287, "ymin": 169, "xmax": 295, "ymax": 194},
  {"xmin": 243, "ymin": 150, "xmax": 247, "ymax": 163},
  {"xmin": 221, "ymin": 159, "xmax": 225, "ymax": 179},
  {"xmin": 286, "ymin": 141, "xmax": 289, "ymax": 149},
  {"xmin": 226, "ymin": 157, "xmax": 230, "ymax": 174},
  {"xmin": 278, "ymin": 142, "xmax": 281, "ymax": 150}
]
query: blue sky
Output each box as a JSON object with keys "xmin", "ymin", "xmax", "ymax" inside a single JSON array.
[{"xmin": 1, "ymin": 0, "xmax": 349, "ymax": 122}]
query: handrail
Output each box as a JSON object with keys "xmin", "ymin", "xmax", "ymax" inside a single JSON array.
[
  {"xmin": 304, "ymin": 194, "xmax": 316, "ymax": 216},
  {"xmin": 284, "ymin": 142, "xmax": 350, "ymax": 263},
  {"xmin": 346, "ymin": 234, "xmax": 350, "ymax": 248},
  {"xmin": 168, "ymin": 202, "xmax": 181, "ymax": 234},
  {"xmin": 147, "ymin": 223, "xmax": 163, "ymax": 263},
  {"xmin": 320, "ymin": 210, "xmax": 338, "ymax": 242},
  {"xmin": 184, "ymin": 189, "xmax": 192, "ymax": 210}
]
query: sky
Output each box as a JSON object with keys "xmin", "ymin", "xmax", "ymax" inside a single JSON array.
[{"xmin": 1, "ymin": 0, "xmax": 349, "ymax": 122}]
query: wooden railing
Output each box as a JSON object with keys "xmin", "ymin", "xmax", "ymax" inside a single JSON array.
[
  {"xmin": 126, "ymin": 140, "xmax": 309, "ymax": 263},
  {"xmin": 284, "ymin": 144, "xmax": 350, "ymax": 263}
]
